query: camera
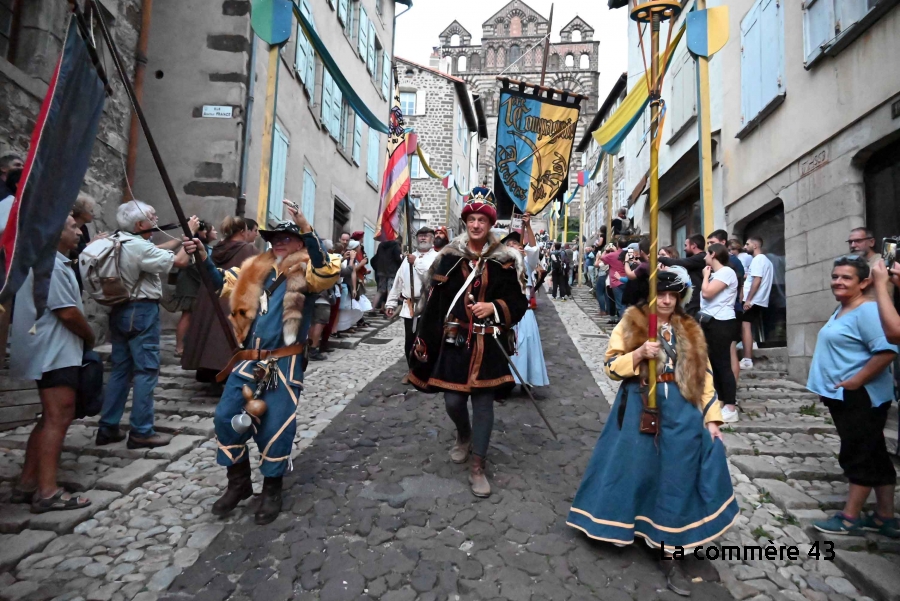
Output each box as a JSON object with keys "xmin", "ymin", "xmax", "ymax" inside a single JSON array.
[{"xmin": 883, "ymin": 238, "xmax": 898, "ymax": 269}]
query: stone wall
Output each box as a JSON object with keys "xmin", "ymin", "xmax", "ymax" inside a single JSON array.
[{"xmin": 0, "ymin": 0, "xmax": 143, "ymax": 338}]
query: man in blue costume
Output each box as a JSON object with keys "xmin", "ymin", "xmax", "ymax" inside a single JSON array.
[{"xmin": 186, "ymin": 201, "xmax": 340, "ymax": 524}]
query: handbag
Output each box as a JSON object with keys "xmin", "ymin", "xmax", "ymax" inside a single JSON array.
[
  {"xmin": 639, "ymin": 331, "xmax": 678, "ymax": 435},
  {"xmin": 75, "ymin": 350, "xmax": 104, "ymax": 419}
]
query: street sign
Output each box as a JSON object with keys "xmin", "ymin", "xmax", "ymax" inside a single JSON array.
[{"xmin": 202, "ymin": 105, "xmax": 234, "ymax": 118}]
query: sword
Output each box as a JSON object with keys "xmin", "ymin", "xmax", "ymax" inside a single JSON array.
[{"xmin": 485, "ymin": 323, "xmax": 558, "ymax": 440}]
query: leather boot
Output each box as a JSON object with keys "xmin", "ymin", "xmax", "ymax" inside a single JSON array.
[
  {"xmin": 254, "ymin": 476, "xmax": 283, "ymax": 525},
  {"xmin": 469, "ymin": 455, "xmax": 491, "ymax": 498},
  {"xmin": 660, "ymin": 559, "xmax": 692, "ymax": 597},
  {"xmin": 449, "ymin": 436, "xmax": 471, "ymax": 464},
  {"xmin": 211, "ymin": 461, "xmax": 253, "ymax": 516}
]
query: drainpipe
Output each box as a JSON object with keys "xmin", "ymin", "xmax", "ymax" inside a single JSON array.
[
  {"xmin": 123, "ymin": 0, "xmax": 153, "ymax": 201},
  {"xmin": 236, "ymin": 30, "xmax": 257, "ymax": 216}
]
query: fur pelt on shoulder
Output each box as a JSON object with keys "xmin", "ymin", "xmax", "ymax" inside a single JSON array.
[
  {"xmin": 618, "ymin": 306, "xmax": 708, "ymax": 408},
  {"xmin": 425, "ymin": 233, "xmax": 526, "ymax": 293},
  {"xmin": 229, "ymin": 249, "xmax": 309, "ymax": 347}
]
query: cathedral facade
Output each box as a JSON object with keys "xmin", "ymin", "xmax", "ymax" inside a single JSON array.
[{"xmin": 435, "ymin": 0, "xmax": 600, "ymax": 205}]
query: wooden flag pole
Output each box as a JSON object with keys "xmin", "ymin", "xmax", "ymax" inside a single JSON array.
[
  {"xmin": 578, "ymin": 183, "xmax": 586, "ymax": 286},
  {"xmin": 607, "ymin": 154, "xmax": 615, "ymax": 235},
  {"xmin": 696, "ymin": 0, "xmax": 715, "ymax": 236},
  {"xmin": 539, "ymin": 4, "xmax": 553, "ymax": 87},
  {"xmin": 257, "ymin": 45, "xmax": 281, "ymax": 225},
  {"xmin": 646, "ymin": 10, "xmax": 662, "ymax": 411}
]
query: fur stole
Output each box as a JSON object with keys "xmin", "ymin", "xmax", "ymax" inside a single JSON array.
[
  {"xmin": 619, "ymin": 306, "xmax": 708, "ymax": 408},
  {"xmin": 230, "ymin": 249, "xmax": 309, "ymax": 347},
  {"xmin": 425, "ymin": 233, "xmax": 526, "ymax": 293}
]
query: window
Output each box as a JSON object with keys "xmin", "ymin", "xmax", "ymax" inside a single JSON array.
[
  {"xmin": 457, "ymin": 55, "xmax": 467, "ymax": 72},
  {"xmin": 0, "ymin": 0, "xmax": 19, "ymax": 61},
  {"xmin": 508, "ymin": 45, "xmax": 522, "ymax": 67},
  {"xmin": 353, "ymin": 114, "xmax": 364, "ymax": 164},
  {"xmin": 470, "ymin": 53, "xmax": 481, "ymax": 70},
  {"xmin": 302, "ymin": 168, "xmax": 316, "ymax": 226},
  {"xmin": 364, "ymin": 223, "xmax": 376, "ymax": 263},
  {"xmin": 410, "ymin": 155, "xmax": 420, "ymax": 178},
  {"xmin": 340, "ymin": 101, "xmax": 354, "ymax": 154},
  {"xmin": 367, "ymin": 129, "xmax": 381, "ymax": 184},
  {"xmin": 456, "ymin": 104, "xmax": 464, "ymax": 142},
  {"xmin": 295, "ymin": 0, "xmax": 316, "ymax": 97},
  {"xmin": 268, "ymin": 124, "xmax": 290, "ymax": 224},
  {"xmin": 338, "ymin": 0, "xmax": 348, "ymax": 25},
  {"xmin": 367, "ymin": 24, "xmax": 377, "ymax": 75},
  {"xmin": 668, "ymin": 50, "xmax": 697, "ymax": 139},
  {"xmin": 410, "ymin": 196, "xmax": 422, "ymax": 209},
  {"xmin": 462, "ymin": 130, "xmax": 468, "ymax": 157},
  {"xmin": 358, "ymin": 6, "xmax": 369, "ymax": 62},
  {"xmin": 565, "ymin": 53, "xmax": 575, "ymax": 68},
  {"xmin": 375, "ymin": 0, "xmax": 383, "ymax": 16},
  {"xmin": 571, "ymin": 29, "xmax": 582, "ymax": 42},
  {"xmin": 509, "ymin": 16, "xmax": 522, "ymax": 36},
  {"xmin": 803, "ymin": 0, "xmax": 882, "ymax": 67},
  {"xmin": 381, "ymin": 51, "xmax": 391, "ymax": 98},
  {"xmin": 400, "ymin": 91, "xmax": 416, "ymax": 115},
  {"xmin": 549, "ymin": 53, "xmax": 559, "ymax": 70},
  {"xmin": 321, "ymin": 70, "xmax": 343, "ymax": 136},
  {"xmin": 740, "ymin": 0, "xmax": 784, "ymax": 132},
  {"xmin": 455, "ymin": 162, "xmax": 462, "ymax": 202},
  {"xmin": 579, "ymin": 54, "xmax": 590, "ymax": 69},
  {"xmin": 450, "ymin": 33, "xmax": 460, "ymax": 46}
]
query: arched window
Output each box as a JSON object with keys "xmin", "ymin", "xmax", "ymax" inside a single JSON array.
[
  {"xmin": 549, "ymin": 53, "xmax": 560, "ymax": 70},
  {"xmin": 496, "ymin": 47, "xmax": 505, "ymax": 68},
  {"xmin": 571, "ymin": 29, "xmax": 582, "ymax": 42},
  {"xmin": 508, "ymin": 45, "xmax": 522, "ymax": 67},
  {"xmin": 470, "ymin": 53, "xmax": 482, "ymax": 71},
  {"xmin": 457, "ymin": 55, "xmax": 467, "ymax": 72},
  {"xmin": 565, "ymin": 53, "xmax": 575, "ymax": 68},
  {"xmin": 509, "ymin": 16, "xmax": 522, "ymax": 36},
  {"xmin": 450, "ymin": 34, "xmax": 460, "ymax": 46},
  {"xmin": 525, "ymin": 20, "xmax": 534, "ymax": 35},
  {"xmin": 579, "ymin": 54, "xmax": 590, "ymax": 69}
]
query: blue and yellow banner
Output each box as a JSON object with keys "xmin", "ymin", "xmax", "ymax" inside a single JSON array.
[
  {"xmin": 687, "ymin": 7, "xmax": 729, "ymax": 58},
  {"xmin": 494, "ymin": 88, "xmax": 581, "ymax": 215}
]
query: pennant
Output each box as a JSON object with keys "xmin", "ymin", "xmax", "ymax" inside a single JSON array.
[
  {"xmin": 441, "ymin": 174, "xmax": 454, "ymax": 190},
  {"xmin": 577, "ymin": 170, "xmax": 588, "ymax": 187},
  {"xmin": 494, "ymin": 85, "xmax": 582, "ymax": 216},
  {"xmin": 687, "ymin": 6, "xmax": 729, "ymax": 58},
  {"xmin": 250, "ymin": 0, "xmax": 293, "ymax": 45},
  {"xmin": 374, "ymin": 89, "xmax": 410, "ymax": 241},
  {"xmin": 0, "ymin": 16, "xmax": 105, "ymax": 315}
]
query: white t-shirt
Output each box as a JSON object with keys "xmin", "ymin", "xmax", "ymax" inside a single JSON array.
[
  {"xmin": 743, "ymin": 253, "xmax": 774, "ymax": 307},
  {"xmin": 738, "ymin": 252, "xmax": 753, "ymax": 273},
  {"xmin": 700, "ymin": 266, "xmax": 737, "ymax": 321}
]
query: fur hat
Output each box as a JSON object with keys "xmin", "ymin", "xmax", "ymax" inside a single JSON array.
[{"xmin": 461, "ymin": 187, "xmax": 498, "ymax": 225}]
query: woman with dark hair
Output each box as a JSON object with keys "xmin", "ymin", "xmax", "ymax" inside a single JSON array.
[
  {"xmin": 182, "ymin": 216, "xmax": 259, "ymax": 383},
  {"xmin": 567, "ymin": 269, "xmax": 737, "ymax": 596},
  {"xmin": 164, "ymin": 220, "xmax": 217, "ymax": 356},
  {"xmin": 808, "ymin": 256, "xmax": 898, "ymax": 538},
  {"xmin": 700, "ymin": 243, "xmax": 740, "ymax": 423}
]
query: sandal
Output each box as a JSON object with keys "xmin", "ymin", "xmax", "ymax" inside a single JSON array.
[
  {"xmin": 10, "ymin": 486, "xmax": 36, "ymax": 504},
  {"xmin": 30, "ymin": 489, "xmax": 91, "ymax": 514}
]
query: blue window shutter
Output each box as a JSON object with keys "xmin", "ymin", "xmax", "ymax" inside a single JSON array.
[
  {"xmin": 740, "ymin": 0, "xmax": 762, "ymax": 125},
  {"xmin": 358, "ymin": 7, "xmax": 369, "ymax": 61},
  {"xmin": 322, "ymin": 70, "xmax": 334, "ymax": 132},
  {"xmin": 302, "ymin": 168, "xmax": 316, "ymax": 226},
  {"xmin": 331, "ymin": 79, "xmax": 343, "ymax": 135},
  {"xmin": 295, "ymin": 24, "xmax": 308, "ymax": 82},
  {"xmin": 367, "ymin": 129, "xmax": 380, "ymax": 183},
  {"xmin": 759, "ymin": 0, "xmax": 784, "ymax": 109},
  {"xmin": 364, "ymin": 224, "xmax": 375, "ymax": 260},
  {"xmin": 803, "ymin": 0, "xmax": 835, "ymax": 65},
  {"xmin": 381, "ymin": 52, "xmax": 391, "ymax": 98},
  {"xmin": 269, "ymin": 124, "xmax": 290, "ymax": 223},
  {"xmin": 367, "ymin": 23, "xmax": 376, "ymax": 74},
  {"xmin": 338, "ymin": 0, "xmax": 348, "ymax": 24},
  {"xmin": 353, "ymin": 115, "xmax": 363, "ymax": 164}
]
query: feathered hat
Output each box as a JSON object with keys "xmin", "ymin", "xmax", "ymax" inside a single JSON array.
[{"xmin": 461, "ymin": 187, "xmax": 498, "ymax": 225}]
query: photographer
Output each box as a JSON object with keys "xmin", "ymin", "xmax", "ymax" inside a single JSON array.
[
  {"xmin": 870, "ymin": 259, "xmax": 900, "ymax": 344},
  {"xmin": 620, "ymin": 239, "xmax": 650, "ymax": 308}
]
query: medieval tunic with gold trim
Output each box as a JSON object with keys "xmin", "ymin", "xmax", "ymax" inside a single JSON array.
[
  {"xmin": 409, "ymin": 235, "xmax": 528, "ymax": 393},
  {"xmin": 566, "ymin": 306, "xmax": 738, "ymax": 551}
]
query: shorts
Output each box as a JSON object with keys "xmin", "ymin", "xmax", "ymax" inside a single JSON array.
[
  {"xmin": 741, "ymin": 304, "xmax": 765, "ymax": 323},
  {"xmin": 37, "ymin": 366, "xmax": 80, "ymax": 390},
  {"xmin": 313, "ymin": 303, "xmax": 332, "ymax": 325},
  {"xmin": 822, "ymin": 389, "xmax": 896, "ymax": 487},
  {"xmin": 377, "ymin": 276, "xmax": 394, "ymax": 293}
]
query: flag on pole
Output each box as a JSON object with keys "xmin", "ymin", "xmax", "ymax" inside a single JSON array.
[
  {"xmin": 375, "ymin": 87, "xmax": 411, "ymax": 241},
  {"xmin": 441, "ymin": 173, "xmax": 454, "ymax": 190},
  {"xmin": 0, "ymin": 16, "xmax": 105, "ymax": 315}
]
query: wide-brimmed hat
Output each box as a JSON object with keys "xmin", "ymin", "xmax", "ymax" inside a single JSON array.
[
  {"xmin": 416, "ymin": 226, "xmax": 435, "ymax": 236},
  {"xmin": 658, "ymin": 267, "xmax": 693, "ymax": 306},
  {"xmin": 461, "ymin": 187, "xmax": 498, "ymax": 225},
  {"xmin": 259, "ymin": 221, "xmax": 302, "ymax": 242},
  {"xmin": 501, "ymin": 230, "xmax": 522, "ymax": 245}
]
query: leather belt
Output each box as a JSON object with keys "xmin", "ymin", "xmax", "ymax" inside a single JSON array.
[
  {"xmin": 216, "ymin": 343, "xmax": 306, "ymax": 382},
  {"xmin": 657, "ymin": 372, "xmax": 676, "ymax": 383},
  {"xmin": 472, "ymin": 324, "xmax": 501, "ymax": 336}
]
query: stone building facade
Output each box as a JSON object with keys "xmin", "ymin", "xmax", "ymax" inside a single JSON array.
[
  {"xmin": 0, "ymin": 0, "xmax": 143, "ymax": 335},
  {"xmin": 397, "ymin": 57, "xmax": 478, "ymax": 233},
  {"xmin": 434, "ymin": 0, "xmax": 600, "ymax": 220}
]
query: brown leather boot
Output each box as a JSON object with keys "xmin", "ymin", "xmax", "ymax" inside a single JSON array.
[
  {"xmin": 449, "ymin": 436, "xmax": 471, "ymax": 464},
  {"xmin": 469, "ymin": 455, "xmax": 491, "ymax": 498},
  {"xmin": 211, "ymin": 461, "xmax": 253, "ymax": 516},
  {"xmin": 254, "ymin": 476, "xmax": 283, "ymax": 525},
  {"xmin": 127, "ymin": 432, "xmax": 172, "ymax": 449}
]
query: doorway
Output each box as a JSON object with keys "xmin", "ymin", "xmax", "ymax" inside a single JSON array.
[
  {"xmin": 333, "ymin": 198, "xmax": 350, "ymax": 243},
  {"xmin": 864, "ymin": 137, "xmax": 900, "ymax": 250},
  {"xmin": 742, "ymin": 202, "xmax": 786, "ymax": 347}
]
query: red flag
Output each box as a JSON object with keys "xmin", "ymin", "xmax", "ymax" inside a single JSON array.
[{"xmin": 375, "ymin": 93, "xmax": 411, "ymax": 241}]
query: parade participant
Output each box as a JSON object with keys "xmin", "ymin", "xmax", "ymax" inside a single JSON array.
[
  {"xmin": 182, "ymin": 215, "xmax": 260, "ymax": 385},
  {"xmin": 408, "ymin": 188, "xmax": 527, "ymax": 497},
  {"xmin": 164, "ymin": 220, "xmax": 217, "ymax": 357},
  {"xmin": 371, "ymin": 237, "xmax": 401, "ymax": 311},
  {"xmin": 385, "ymin": 226, "xmax": 438, "ymax": 361},
  {"xmin": 350, "ymin": 231, "xmax": 372, "ymax": 326},
  {"xmin": 198, "ymin": 202, "xmax": 340, "ymax": 524},
  {"xmin": 567, "ymin": 269, "xmax": 737, "ymax": 596},
  {"xmin": 337, "ymin": 240, "xmax": 365, "ymax": 334},
  {"xmin": 501, "ymin": 215, "xmax": 549, "ymax": 391},
  {"xmin": 433, "ymin": 226, "xmax": 450, "ymax": 250}
]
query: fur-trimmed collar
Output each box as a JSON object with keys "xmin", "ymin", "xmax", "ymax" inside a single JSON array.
[
  {"xmin": 434, "ymin": 233, "xmax": 526, "ymax": 293},
  {"xmin": 618, "ymin": 306, "xmax": 709, "ymax": 408}
]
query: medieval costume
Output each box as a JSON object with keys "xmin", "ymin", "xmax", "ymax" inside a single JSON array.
[
  {"xmin": 409, "ymin": 188, "xmax": 528, "ymax": 497},
  {"xmin": 182, "ymin": 236, "xmax": 259, "ymax": 382},
  {"xmin": 385, "ymin": 226, "xmax": 438, "ymax": 361},
  {"xmin": 566, "ymin": 271, "xmax": 737, "ymax": 563},
  {"xmin": 206, "ymin": 220, "xmax": 340, "ymax": 524}
]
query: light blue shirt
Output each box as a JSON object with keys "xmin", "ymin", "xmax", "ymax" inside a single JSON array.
[{"xmin": 806, "ymin": 302, "xmax": 897, "ymax": 406}]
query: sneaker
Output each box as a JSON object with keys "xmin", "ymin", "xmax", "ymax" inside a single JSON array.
[
  {"xmin": 721, "ymin": 405, "xmax": 740, "ymax": 423},
  {"xmin": 739, "ymin": 358, "xmax": 753, "ymax": 370},
  {"xmin": 813, "ymin": 513, "xmax": 864, "ymax": 535},
  {"xmin": 859, "ymin": 512, "xmax": 900, "ymax": 539},
  {"xmin": 95, "ymin": 428, "xmax": 126, "ymax": 446}
]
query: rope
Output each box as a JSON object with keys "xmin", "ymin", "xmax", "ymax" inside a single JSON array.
[{"xmin": 497, "ymin": 33, "xmax": 550, "ymax": 78}]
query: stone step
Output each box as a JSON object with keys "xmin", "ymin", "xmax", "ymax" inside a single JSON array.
[
  {"xmin": 834, "ymin": 551, "xmax": 900, "ymax": 601},
  {"xmin": 738, "ymin": 379, "xmax": 810, "ymax": 392},
  {"xmin": 0, "ymin": 530, "xmax": 57, "ymax": 571},
  {"xmin": 730, "ymin": 455, "xmax": 845, "ymax": 482},
  {"xmin": 0, "ymin": 489, "xmax": 120, "ymax": 537},
  {"xmin": 729, "ymin": 420, "xmax": 835, "ymax": 434}
]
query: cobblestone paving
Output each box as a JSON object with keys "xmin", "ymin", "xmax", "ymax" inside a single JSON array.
[
  {"xmin": 0, "ymin": 320, "xmax": 404, "ymax": 601},
  {"xmin": 561, "ymin": 286, "xmax": 900, "ymax": 601},
  {"xmin": 146, "ymin": 298, "xmax": 734, "ymax": 601}
]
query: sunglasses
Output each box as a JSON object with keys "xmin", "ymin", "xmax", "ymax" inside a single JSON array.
[
  {"xmin": 834, "ymin": 254, "xmax": 868, "ymax": 265},
  {"xmin": 846, "ymin": 237, "xmax": 873, "ymax": 244},
  {"xmin": 270, "ymin": 235, "xmax": 298, "ymax": 245}
]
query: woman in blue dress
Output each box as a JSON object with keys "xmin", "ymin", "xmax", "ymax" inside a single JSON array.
[{"xmin": 566, "ymin": 270, "xmax": 738, "ymax": 596}]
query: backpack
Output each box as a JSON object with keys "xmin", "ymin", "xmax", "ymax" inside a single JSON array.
[{"xmin": 79, "ymin": 234, "xmax": 144, "ymax": 306}]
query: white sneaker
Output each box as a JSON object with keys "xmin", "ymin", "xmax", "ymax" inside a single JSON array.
[
  {"xmin": 721, "ymin": 405, "xmax": 740, "ymax": 423},
  {"xmin": 739, "ymin": 358, "xmax": 753, "ymax": 370}
]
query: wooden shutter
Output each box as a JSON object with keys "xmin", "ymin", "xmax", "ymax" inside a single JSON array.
[
  {"xmin": 302, "ymin": 168, "xmax": 316, "ymax": 225},
  {"xmin": 838, "ymin": 0, "xmax": 870, "ymax": 32},
  {"xmin": 353, "ymin": 115, "xmax": 363, "ymax": 164},
  {"xmin": 740, "ymin": 0, "xmax": 762, "ymax": 125},
  {"xmin": 300, "ymin": 0, "xmax": 316, "ymax": 96},
  {"xmin": 367, "ymin": 129, "xmax": 380, "ymax": 183},
  {"xmin": 338, "ymin": 0, "xmax": 348, "ymax": 24},
  {"xmin": 322, "ymin": 70, "xmax": 334, "ymax": 132},
  {"xmin": 269, "ymin": 124, "xmax": 290, "ymax": 223},
  {"xmin": 802, "ymin": 0, "xmax": 834, "ymax": 66},
  {"xmin": 381, "ymin": 51, "xmax": 391, "ymax": 98},
  {"xmin": 364, "ymin": 224, "xmax": 375, "ymax": 260},
  {"xmin": 331, "ymin": 79, "xmax": 343, "ymax": 136},
  {"xmin": 367, "ymin": 24, "xmax": 377, "ymax": 74},
  {"xmin": 415, "ymin": 90, "xmax": 427, "ymax": 116},
  {"xmin": 358, "ymin": 7, "xmax": 368, "ymax": 61},
  {"xmin": 295, "ymin": 23, "xmax": 308, "ymax": 83},
  {"xmin": 759, "ymin": 0, "xmax": 784, "ymax": 109}
]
